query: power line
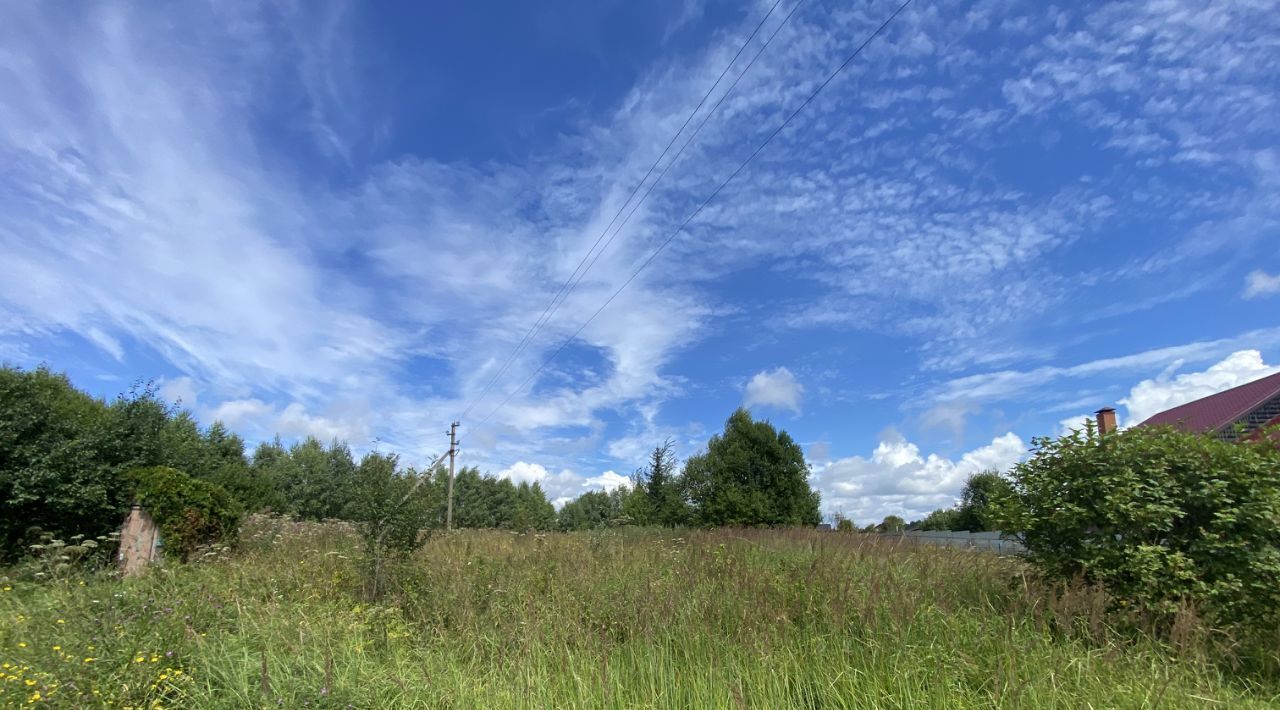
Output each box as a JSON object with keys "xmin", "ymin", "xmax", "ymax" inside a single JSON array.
[
  {"xmin": 457, "ymin": 0, "xmax": 788, "ymax": 422},
  {"xmin": 478, "ymin": 0, "xmax": 914, "ymax": 428},
  {"xmin": 552, "ymin": 0, "xmax": 809, "ymax": 337}
]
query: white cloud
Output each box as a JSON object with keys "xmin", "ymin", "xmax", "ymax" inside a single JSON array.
[
  {"xmin": 158, "ymin": 376, "xmax": 199, "ymax": 409},
  {"xmin": 583, "ymin": 470, "xmax": 631, "ymax": 493},
  {"xmin": 743, "ymin": 367, "xmax": 803, "ymax": 414},
  {"xmin": 1057, "ymin": 413, "xmax": 1095, "ymax": 437},
  {"xmin": 495, "ymin": 461, "xmax": 549, "ymax": 485},
  {"xmin": 493, "ymin": 463, "xmax": 629, "ymax": 505},
  {"xmin": 812, "ymin": 432, "xmax": 1026, "ymax": 525},
  {"xmin": 1120, "ymin": 349, "xmax": 1280, "ymax": 425},
  {"xmin": 1243, "ymin": 270, "xmax": 1280, "ymax": 299},
  {"xmin": 207, "ymin": 398, "xmax": 370, "ymax": 445},
  {"xmin": 2, "ymin": 0, "xmax": 1278, "ymax": 489},
  {"xmin": 932, "ymin": 327, "xmax": 1280, "ymax": 409}
]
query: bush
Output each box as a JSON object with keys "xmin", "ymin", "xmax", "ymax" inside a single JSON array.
[
  {"xmin": 0, "ymin": 366, "xmax": 124, "ymax": 560},
  {"xmin": 835, "ymin": 517, "xmax": 855, "ymax": 533},
  {"xmin": 1003, "ymin": 422, "xmax": 1280, "ymax": 627},
  {"xmin": 126, "ymin": 466, "xmax": 243, "ymax": 562}
]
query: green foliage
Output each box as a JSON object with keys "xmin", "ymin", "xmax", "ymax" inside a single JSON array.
[
  {"xmin": 444, "ymin": 467, "xmax": 556, "ymax": 531},
  {"xmin": 683, "ymin": 408, "xmax": 821, "ymax": 527},
  {"xmin": 18, "ymin": 530, "xmax": 120, "ymax": 582},
  {"xmin": 914, "ymin": 507, "xmax": 962, "ymax": 531},
  {"xmin": 512, "ymin": 481, "xmax": 556, "ymax": 531},
  {"xmin": 1003, "ymin": 422, "xmax": 1280, "ymax": 627},
  {"xmin": 3, "ymin": 525, "xmax": 1276, "ymax": 707},
  {"xmin": 0, "ymin": 366, "xmax": 123, "ymax": 560},
  {"xmin": 877, "ymin": 515, "xmax": 905, "ymax": 533},
  {"xmin": 0, "ymin": 366, "xmax": 277, "ymax": 560},
  {"xmin": 349, "ymin": 453, "xmax": 435, "ymax": 558},
  {"xmin": 954, "ymin": 470, "xmax": 1015, "ymax": 532},
  {"xmin": 835, "ymin": 517, "xmax": 855, "ymax": 533},
  {"xmin": 634, "ymin": 439, "xmax": 691, "ymax": 526},
  {"xmin": 557, "ymin": 489, "xmax": 625, "ymax": 531},
  {"xmin": 126, "ymin": 466, "xmax": 243, "ymax": 562},
  {"xmin": 347, "ymin": 453, "xmax": 438, "ymax": 600},
  {"xmin": 271, "ymin": 437, "xmax": 356, "ymax": 520}
]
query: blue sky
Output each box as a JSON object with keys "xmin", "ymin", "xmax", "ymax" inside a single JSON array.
[{"xmin": 2, "ymin": 0, "xmax": 1278, "ymax": 523}]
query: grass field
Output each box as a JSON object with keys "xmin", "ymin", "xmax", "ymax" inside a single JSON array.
[{"xmin": 2, "ymin": 517, "xmax": 1277, "ymax": 708}]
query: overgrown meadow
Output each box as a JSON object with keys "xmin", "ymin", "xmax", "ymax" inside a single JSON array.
[{"xmin": 3, "ymin": 518, "xmax": 1278, "ymax": 708}]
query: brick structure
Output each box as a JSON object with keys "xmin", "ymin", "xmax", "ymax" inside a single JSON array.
[{"xmin": 118, "ymin": 504, "xmax": 162, "ymax": 575}]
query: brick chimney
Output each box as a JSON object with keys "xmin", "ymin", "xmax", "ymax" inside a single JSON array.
[{"xmin": 1095, "ymin": 407, "xmax": 1117, "ymax": 435}]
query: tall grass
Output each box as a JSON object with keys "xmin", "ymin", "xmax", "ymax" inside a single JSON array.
[{"xmin": 2, "ymin": 518, "xmax": 1277, "ymax": 708}]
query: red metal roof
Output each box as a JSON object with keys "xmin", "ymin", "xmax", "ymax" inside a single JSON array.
[{"xmin": 1139, "ymin": 371, "xmax": 1280, "ymax": 432}]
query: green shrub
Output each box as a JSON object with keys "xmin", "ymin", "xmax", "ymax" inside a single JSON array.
[
  {"xmin": 126, "ymin": 466, "xmax": 243, "ymax": 561},
  {"xmin": 1003, "ymin": 422, "xmax": 1280, "ymax": 627},
  {"xmin": 835, "ymin": 517, "xmax": 855, "ymax": 533}
]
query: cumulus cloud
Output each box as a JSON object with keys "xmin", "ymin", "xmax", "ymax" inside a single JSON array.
[
  {"xmin": 495, "ymin": 461, "xmax": 550, "ymax": 485},
  {"xmin": 1057, "ymin": 413, "xmax": 1095, "ymax": 437},
  {"xmin": 3, "ymin": 0, "xmax": 1278, "ymax": 493},
  {"xmin": 1120, "ymin": 350, "xmax": 1280, "ymax": 425},
  {"xmin": 812, "ymin": 431, "xmax": 1026, "ymax": 524},
  {"xmin": 497, "ymin": 463, "xmax": 630, "ymax": 507},
  {"xmin": 584, "ymin": 470, "xmax": 631, "ymax": 492},
  {"xmin": 1243, "ymin": 270, "xmax": 1280, "ymax": 299},
  {"xmin": 743, "ymin": 367, "xmax": 803, "ymax": 414}
]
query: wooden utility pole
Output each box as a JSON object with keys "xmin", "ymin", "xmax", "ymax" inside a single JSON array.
[{"xmin": 446, "ymin": 421, "xmax": 459, "ymax": 531}]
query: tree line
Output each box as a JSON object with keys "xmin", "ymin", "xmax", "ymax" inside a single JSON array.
[
  {"xmin": 0, "ymin": 366, "xmax": 821, "ymax": 559},
  {"xmin": 557, "ymin": 408, "xmax": 822, "ymax": 530},
  {"xmin": 835, "ymin": 470, "xmax": 1013, "ymax": 534}
]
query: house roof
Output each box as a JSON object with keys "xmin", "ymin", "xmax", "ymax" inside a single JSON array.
[{"xmin": 1139, "ymin": 371, "xmax": 1280, "ymax": 433}]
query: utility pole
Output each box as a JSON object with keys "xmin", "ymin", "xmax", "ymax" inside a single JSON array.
[{"xmin": 446, "ymin": 421, "xmax": 459, "ymax": 531}]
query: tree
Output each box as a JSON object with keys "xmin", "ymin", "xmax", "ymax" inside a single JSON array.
[
  {"xmin": 513, "ymin": 481, "xmax": 556, "ymax": 531},
  {"xmin": 1002, "ymin": 422, "xmax": 1280, "ymax": 627},
  {"xmin": 557, "ymin": 490, "xmax": 621, "ymax": 531},
  {"xmin": 0, "ymin": 366, "xmax": 119, "ymax": 559},
  {"xmin": 915, "ymin": 507, "xmax": 961, "ymax": 531},
  {"xmin": 877, "ymin": 515, "xmax": 905, "ymax": 533},
  {"xmin": 620, "ymin": 480, "xmax": 655, "ymax": 525},
  {"xmin": 954, "ymin": 470, "xmax": 1013, "ymax": 532},
  {"xmin": 277, "ymin": 437, "xmax": 354, "ymax": 520},
  {"xmin": 683, "ymin": 408, "xmax": 821, "ymax": 527},
  {"xmin": 634, "ymin": 439, "xmax": 690, "ymax": 526},
  {"xmin": 348, "ymin": 452, "xmax": 437, "ymax": 599}
]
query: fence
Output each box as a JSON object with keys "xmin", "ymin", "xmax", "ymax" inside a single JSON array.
[{"xmin": 878, "ymin": 530, "xmax": 1025, "ymax": 555}]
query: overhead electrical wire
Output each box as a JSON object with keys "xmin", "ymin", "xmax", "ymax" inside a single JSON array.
[
  {"xmin": 549, "ymin": 0, "xmax": 809, "ymax": 335},
  {"xmin": 456, "ymin": 0, "xmax": 789, "ymax": 422},
  {"xmin": 477, "ymin": 0, "xmax": 915, "ymax": 428}
]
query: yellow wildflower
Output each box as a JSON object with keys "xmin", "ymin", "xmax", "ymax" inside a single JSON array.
[
  {"xmin": 55, "ymin": 619, "xmax": 64, "ymax": 625},
  {"xmin": 2, "ymin": 586, "xmax": 10, "ymax": 591},
  {"xmin": 24, "ymin": 679, "xmax": 35, "ymax": 686},
  {"xmin": 150, "ymin": 655, "xmax": 159, "ymax": 662},
  {"xmin": 17, "ymin": 642, "xmax": 26, "ymax": 648},
  {"xmin": 84, "ymin": 658, "xmax": 95, "ymax": 663},
  {"xmin": 134, "ymin": 656, "xmax": 145, "ymax": 663},
  {"xmin": 51, "ymin": 646, "xmax": 59, "ymax": 652}
]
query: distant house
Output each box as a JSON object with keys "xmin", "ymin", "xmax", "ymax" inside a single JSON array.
[{"xmin": 1137, "ymin": 371, "xmax": 1280, "ymax": 442}]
